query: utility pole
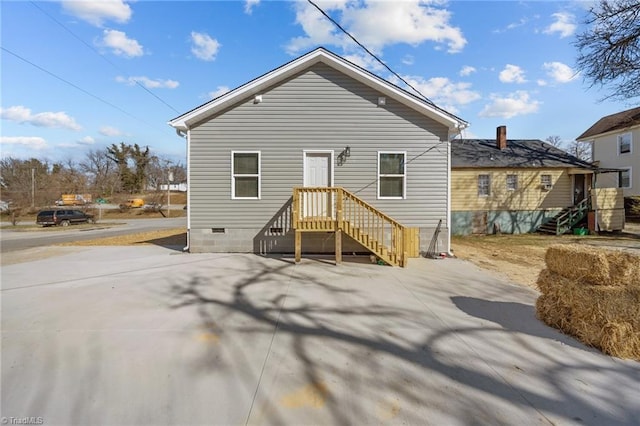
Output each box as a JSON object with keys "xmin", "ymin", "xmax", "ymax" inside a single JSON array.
[
  {"xmin": 167, "ymin": 169, "xmax": 173, "ymax": 218},
  {"xmin": 31, "ymin": 167, "xmax": 35, "ymax": 208}
]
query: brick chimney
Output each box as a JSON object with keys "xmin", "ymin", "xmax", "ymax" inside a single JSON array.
[{"xmin": 496, "ymin": 125, "xmax": 507, "ymax": 150}]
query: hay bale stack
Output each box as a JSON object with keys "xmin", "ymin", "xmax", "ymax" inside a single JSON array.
[
  {"xmin": 545, "ymin": 244, "xmax": 640, "ymax": 286},
  {"xmin": 537, "ymin": 244, "xmax": 640, "ymax": 360}
]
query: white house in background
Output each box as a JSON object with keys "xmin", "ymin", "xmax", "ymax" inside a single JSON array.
[
  {"xmin": 160, "ymin": 182, "xmax": 187, "ymax": 192},
  {"xmin": 577, "ymin": 106, "xmax": 640, "ymax": 197}
]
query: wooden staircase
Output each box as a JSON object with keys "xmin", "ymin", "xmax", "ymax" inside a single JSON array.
[
  {"xmin": 292, "ymin": 187, "xmax": 419, "ymax": 267},
  {"xmin": 537, "ymin": 198, "xmax": 590, "ymax": 235}
]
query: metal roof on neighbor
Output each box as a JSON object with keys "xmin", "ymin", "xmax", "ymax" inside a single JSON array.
[
  {"xmin": 576, "ymin": 106, "xmax": 640, "ymax": 140},
  {"xmin": 451, "ymin": 139, "xmax": 597, "ymax": 169}
]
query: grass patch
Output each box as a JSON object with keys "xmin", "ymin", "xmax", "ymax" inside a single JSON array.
[
  {"xmin": 1, "ymin": 222, "xmax": 123, "ymax": 231},
  {"xmin": 57, "ymin": 228, "xmax": 186, "ymax": 247}
]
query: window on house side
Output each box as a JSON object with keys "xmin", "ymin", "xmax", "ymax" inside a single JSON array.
[
  {"xmin": 618, "ymin": 133, "xmax": 632, "ymax": 154},
  {"xmin": 232, "ymin": 151, "xmax": 260, "ymax": 199},
  {"xmin": 506, "ymin": 174, "xmax": 518, "ymax": 191},
  {"xmin": 541, "ymin": 174, "xmax": 552, "ymax": 188},
  {"xmin": 619, "ymin": 168, "xmax": 631, "ymax": 189},
  {"xmin": 378, "ymin": 152, "xmax": 406, "ymax": 198},
  {"xmin": 478, "ymin": 174, "xmax": 490, "ymax": 197}
]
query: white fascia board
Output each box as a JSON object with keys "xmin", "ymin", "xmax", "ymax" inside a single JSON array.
[{"xmin": 168, "ymin": 49, "xmax": 467, "ymax": 132}]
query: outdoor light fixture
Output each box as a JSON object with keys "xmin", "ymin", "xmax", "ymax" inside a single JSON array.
[
  {"xmin": 253, "ymin": 94, "xmax": 263, "ymax": 104},
  {"xmin": 377, "ymin": 96, "xmax": 386, "ymax": 106},
  {"xmin": 337, "ymin": 146, "xmax": 351, "ymax": 166}
]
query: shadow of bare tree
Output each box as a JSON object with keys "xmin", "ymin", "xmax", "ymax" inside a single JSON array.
[{"xmin": 167, "ymin": 256, "xmax": 640, "ymax": 425}]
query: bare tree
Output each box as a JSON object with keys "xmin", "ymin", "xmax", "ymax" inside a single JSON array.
[
  {"xmin": 575, "ymin": 0, "xmax": 640, "ymax": 101},
  {"xmin": 566, "ymin": 140, "xmax": 593, "ymax": 162},
  {"xmin": 80, "ymin": 148, "xmax": 119, "ymax": 196},
  {"xmin": 545, "ymin": 135, "xmax": 564, "ymax": 148},
  {"xmin": 0, "ymin": 157, "xmax": 52, "ymax": 209}
]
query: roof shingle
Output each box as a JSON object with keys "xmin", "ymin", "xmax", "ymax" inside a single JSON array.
[
  {"xmin": 576, "ymin": 106, "xmax": 640, "ymax": 140},
  {"xmin": 451, "ymin": 139, "xmax": 595, "ymax": 169}
]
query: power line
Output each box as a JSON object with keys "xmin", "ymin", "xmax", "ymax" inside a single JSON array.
[
  {"xmin": 29, "ymin": 1, "xmax": 180, "ymax": 114},
  {"xmin": 1, "ymin": 46, "xmax": 159, "ymax": 131},
  {"xmin": 306, "ymin": 0, "xmax": 436, "ymax": 106}
]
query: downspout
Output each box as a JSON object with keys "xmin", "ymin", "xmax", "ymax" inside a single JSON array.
[
  {"xmin": 447, "ymin": 123, "xmax": 464, "ymax": 255},
  {"xmin": 447, "ymin": 132, "xmax": 452, "ymax": 255},
  {"xmin": 176, "ymin": 128, "xmax": 191, "ymax": 252}
]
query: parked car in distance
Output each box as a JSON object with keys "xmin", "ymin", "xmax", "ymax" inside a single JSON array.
[{"xmin": 36, "ymin": 209, "xmax": 95, "ymax": 227}]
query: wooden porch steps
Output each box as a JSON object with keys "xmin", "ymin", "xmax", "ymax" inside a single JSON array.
[{"xmin": 292, "ymin": 187, "xmax": 419, "ymax": 267}]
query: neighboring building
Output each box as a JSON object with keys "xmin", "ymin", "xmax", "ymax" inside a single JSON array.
[
  {"xmin": 451, "ymin": 126, "xmax": 597, "ymax": 235},
  {"xmin": 159, "ymin": 182, "xmax": 187, "ymax": 192},
  {"xmin": 169, "ymin": 48, "xmax": 468, "ymax": 261},
  {"xmin": 577, "ymin": 106, "xmax": 640, "ymax": 197}
]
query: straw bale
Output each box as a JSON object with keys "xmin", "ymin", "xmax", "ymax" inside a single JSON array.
[
  {"xmin": 545, "ymin": 244, "xmax": 640, "ymax": 287},
  {"xmin": 607, "ymin": 251, "xmax": 640, "ymax": 287},
  {"xmin": 536, "ymin": 271, "xmax": 640, "ymax": 360},
  {"xmin": 545, "ymin": 245, "xmax": 609, "ymax": 284}
]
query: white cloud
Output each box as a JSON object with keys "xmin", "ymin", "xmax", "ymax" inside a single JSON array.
[
  {"xmin": 99, "ymin": 126, "xmax": 122, "ymax": 137},
  {"xmin": 493, "ymin": 17, "xmax": 529, "ymax": 34},
  {"xmin": 287, "ymin": 0, "xmax": 466, "ymax": 55},
  {"xmin": 543, "ymin": 61, "xmax": 578, "ymax": 83},
  {"xmin": 62, "ymin": 0, "xmax": 132, "ymax": 27},
  {"xmin": 390, "ymin": 75, "xmax": 481, "ymax": 113},
  {"xmin": 544, "ymin": 12, "xmax": 576, "ymax": 38},
  {"xmin": 0, "ymin": 136, "xmax": 47, "ymax": 150},
  {"xmin": 479, "ymin": 91, "xmax": 540, "ymax": 119},
  {"xmin": 116, "ymin": 75, "xmax": 179, "ymax": 89},
  {"xmin": 459, "ymin": 65, "xmax": 476, "ymax": 77},
  {"xmin": 244, "ymin": 0, "xmax": 260, "ymax": 14},
  {"xmin": 1, "ymin": 106, "xmax": 81, "ymax": 131},
  {"xmin": 537, "ymin": 79, "xmax": 548, "ymax": 86},
  {"xmin": 342, "ymin": 52, "xmax": 385, "ymax": 72},
  {"xmin": 499, "ymin": 64, "xmax": 527, "ymax": 84},
  {"xmin": 402, "ymin": 55, "xmax": 414, "ymax": 66},
  {"xmin": 101, "ymin": 29, "xmax": 144, "ymax": 57},
  {"xmin": 191, "ymin": 31, "xmax": 221, "ymax": 61},
  {"xmin": 208, "ymin": 86, "xmax": 231, "ymax": 99},
  {"xmin": 78, "ymin": 136, "xmax": 95, "ymax": 145}
]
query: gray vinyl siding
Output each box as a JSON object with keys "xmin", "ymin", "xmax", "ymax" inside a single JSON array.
[{"xmin": 189, "ymin": 62, "xmax": 449, "ymax": 233}]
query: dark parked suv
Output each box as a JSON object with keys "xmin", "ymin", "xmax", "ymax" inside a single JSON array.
[{"xmin": 36, "ymin": 209, "xmax": 95, "ymax": 227}]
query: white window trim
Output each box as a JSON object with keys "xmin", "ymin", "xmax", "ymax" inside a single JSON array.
[
  {"xmin": 478, "ymin": 174, "xmax": 490, "ymax": 197},
  {"xmin": 618, "ymin": 132, "xmax": 632, "ymax": 155},
  {"xmin": 540, "ymin": 174, "xmax": 553, "ymax": 189},
  {"xmin": 231, "ymin": 151, "xmax": 261, "ymax": 200},
  {"xmin": 377, "ymin": 151, "xmax": 406, "ymax": 199},
  {"xmin": 506, "ymin": 174, "xmax": 518, "ymax": 191},
  {"xmin": 619, "ymin": 167, "xmax": 632, "ymax": 189}
]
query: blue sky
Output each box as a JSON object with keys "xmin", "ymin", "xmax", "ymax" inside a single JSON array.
[{"xmin": 0, "ymin": 0, "xmax": 632, "ymax": 164}]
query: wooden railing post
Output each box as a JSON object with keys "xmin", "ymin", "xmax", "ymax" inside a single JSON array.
[
  {"xmin": 335, "ymin": 188, "xmax": 343, "ymax": 264},
  {"xmin": 292, "ymin": 187, "xmax": 299, "ymax": 229}
]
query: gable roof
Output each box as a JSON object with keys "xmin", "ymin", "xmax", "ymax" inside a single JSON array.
[
  {"xmin": 576, "ymin": 106, "xmax": 640, "ymax": 140},
  {"xmin": 168, "ymin": 47, "xmax": 468, "ymax": 132},
  {"xmin": 451, "ymin": 139, "xmax": 596, "ymax": 169}
]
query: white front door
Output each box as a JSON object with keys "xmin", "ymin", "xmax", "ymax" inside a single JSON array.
[{"xmin": 303, "ymin": 152, "xmax": 332, "ymax": 218}]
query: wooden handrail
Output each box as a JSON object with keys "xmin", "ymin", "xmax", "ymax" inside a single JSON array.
[{"xmin": 293, "ymin": 187, "xmax": 417, "ymax": 266}]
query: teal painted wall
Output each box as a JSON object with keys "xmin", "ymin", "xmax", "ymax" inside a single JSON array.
[{"xmin": 451, "ymin": 210, "xmax": 561, "ymax": 235}]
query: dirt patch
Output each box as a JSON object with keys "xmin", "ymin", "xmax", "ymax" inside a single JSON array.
[
  {"xmin": 451, "ymin": 231, "xmax": 640, "ymax": 290},
  {"xmin": 1, "ymin": 247, "xmax": 85, "ymax": 266},
  {"xmin": 56, "ymin": 228, "xmax": 186, "ymax": 247}
]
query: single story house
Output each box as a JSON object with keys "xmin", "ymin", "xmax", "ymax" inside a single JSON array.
[
  {"xmin": 168, "ymin": 48, "xmax": 468, "ymax": 264},
  {"xmin": 576, "ymin": 106, "xmax": 640, "ymax": 197},
  {"xmin": 451, "ymin": 126, "xmax": 597, "ymax": 235}
]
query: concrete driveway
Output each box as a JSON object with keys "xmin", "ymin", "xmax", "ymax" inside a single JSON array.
[{"xmin": 1, "ymin": 247, "xmax": 639, "ymax": 425}]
